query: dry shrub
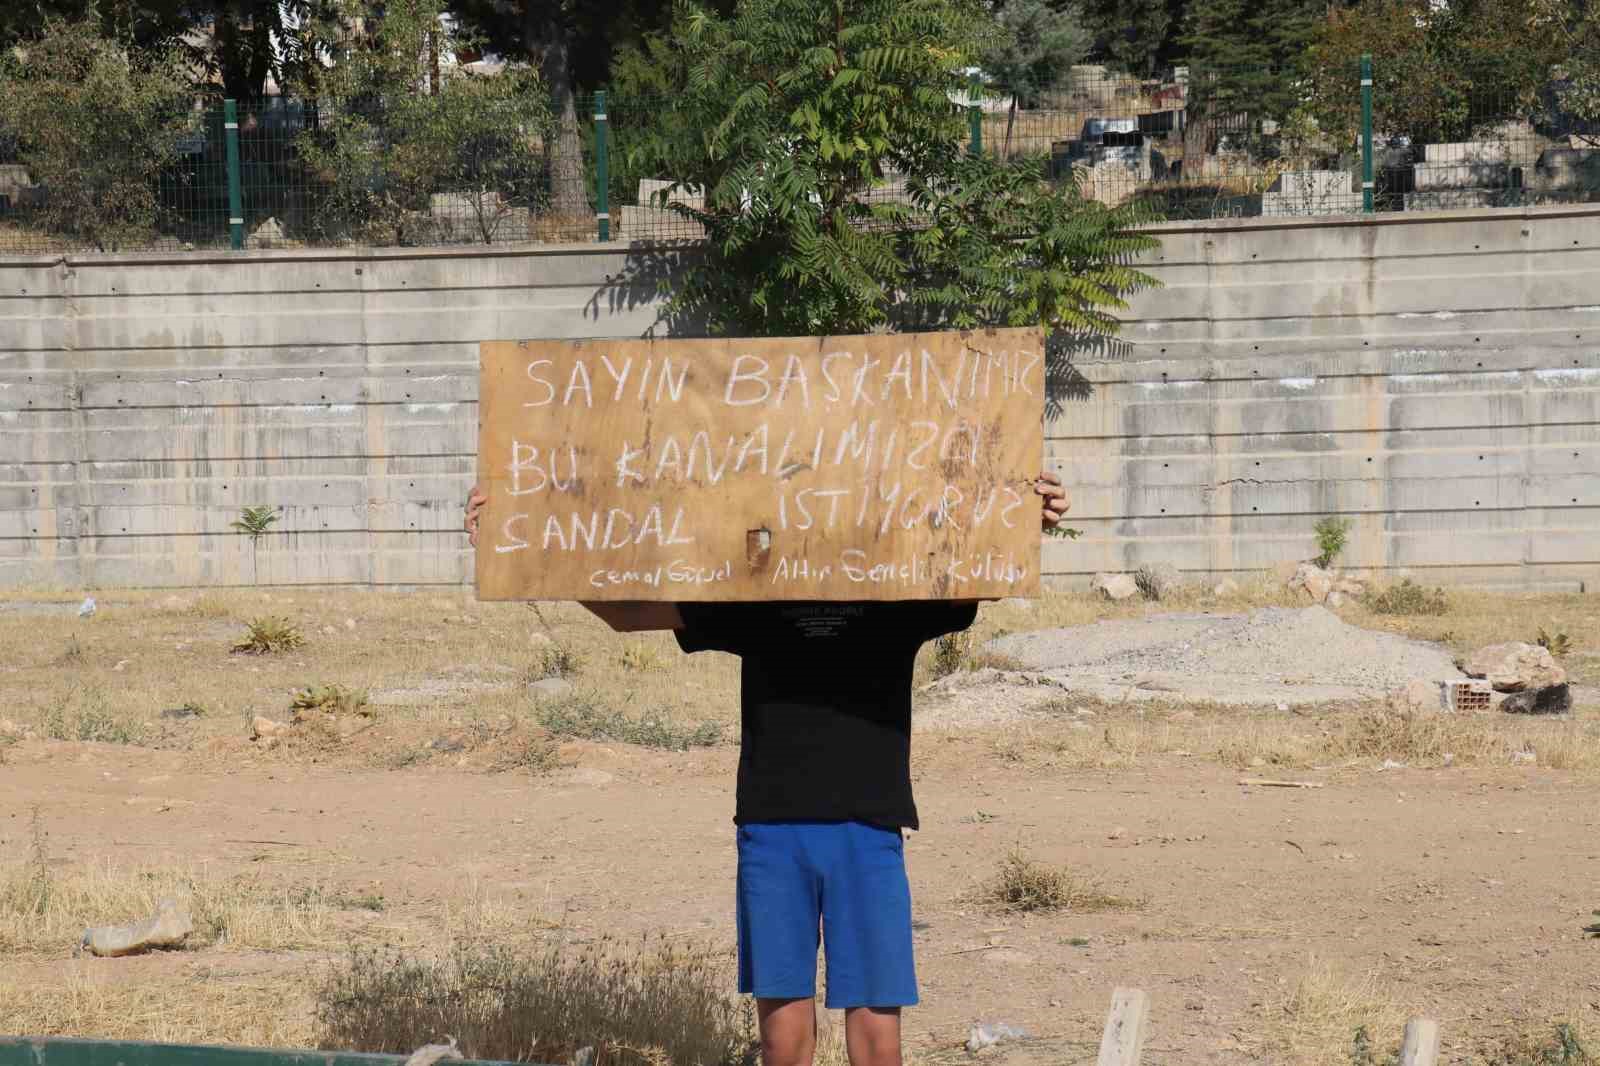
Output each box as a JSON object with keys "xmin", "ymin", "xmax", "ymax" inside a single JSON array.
[
  {"xmin": 232, "ymin": 616, "xmax": 305, "ymax": 655},
  {"xmin": 0, "ymin": 971, "xmax": 315, "ymax": 1046},
  {"xmin": 1365, "ymin": 579, "xmax": 1449, "ymax": 616},
  {"xmin": 38, "ymin": 684, "xmax": 141, "ymax": 744},
  {"xmin": 291, "ymin": 684, "xmax": 370, "ymax": 720},
  {"xmin": 1269, "ymin": 960, "xmax": 1409, "ymax": 1066},
  {"xmin": 980, "ymin": 847, "xmax": 1134, "ymax": 913},
  {"xmin": 1489, "ymin": 1023, "xmax": 1595, "ymax": 1065},
  {"xmin": 0, "ymin": 851, "xmax": 335, "ymax": 954},
  {"xmin": 929, "ymin": 631, "xmax": 1022, "ymax": 678},
  {"xmin": 537, "ymin": 694, "xmax": 720, "ymax": 751},
  {"xmin": 315, "ymin": 938, "xmax": 757, "ymax": 1066}
]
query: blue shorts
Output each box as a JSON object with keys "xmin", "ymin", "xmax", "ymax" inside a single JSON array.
[{"xmin": 736, "ymin": 820, "xmax": 918, "ymax": 1009}]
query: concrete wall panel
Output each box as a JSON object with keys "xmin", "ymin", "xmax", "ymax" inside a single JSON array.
[{"xmin": 2, "ymin": 206, "xmax": 1596, "ymax": 589}]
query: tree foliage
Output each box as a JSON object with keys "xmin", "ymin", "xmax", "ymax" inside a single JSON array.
[
  {"xmin": 619, "ymin": 0, "xmax": 1160, "ymax": 343},
  {"xmin": 1180, "ymin": 0, "xmax": 1320, "ymax": 134},
  {"xmin": 297, "ymin": 0, "xmax": 549, "ymax": 244},
  {"xmin": 0, "ymin": 19, "xmax": 194, "ymax": 250},
  {"xmin": 1304, "ymin": 0, "xmax": 1582, "ymax": 145},
  {"xmin": 1080, "ymin": 0, "xmax": 1187, "ymax": 77},
  {"xmin": 981, "ymin": 0, "xmax": 1091, "ymax": 107}
]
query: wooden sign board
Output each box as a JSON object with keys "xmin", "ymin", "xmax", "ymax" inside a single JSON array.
[{"xmin": 475, "ymin": 328, "xmax": 1044, "ymax": 601}]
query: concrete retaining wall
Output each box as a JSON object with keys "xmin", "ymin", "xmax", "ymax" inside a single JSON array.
[{"xmin": 2, "ymin": 204, "xmax": 1597, "ymax": 590}]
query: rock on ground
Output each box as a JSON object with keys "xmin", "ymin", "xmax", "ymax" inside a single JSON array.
[
  {"xmin": 1091, "ymin": 572, "xmax": 1138, "ymax": 601},
  {"xmin": 528, "ymin": 677, "xmax": 575, "ymax": 699},
  {"xmin": 1287, "ymin": 563, "xmax": 1334, "ymax": 604},
  {"xmin": 1388, "ymin": 678, "xmax": 1442, "ymax": 714},
  {"xmin": 1501, "ymin": 683, "xmax": 1572, "ymax": 716},
  {"xmin": 81, "ymin": 897, "xmax": 193, "ymax": 957},
  {"xmin": 1462, "ymin": 642, "xmax": 1567, "ymax": 692},
  {"xmin": 250, "ymin": 716, "xmax": 291, "ymax": 740}
]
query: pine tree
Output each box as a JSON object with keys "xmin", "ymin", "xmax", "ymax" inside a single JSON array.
[
  {"xmin": 1081, "ymin": 0, "xmax": 1189, "ymax": 77},
  {"xmin": 1181, "ymin": 0, "xmax": 1319, "ymax": 138}
]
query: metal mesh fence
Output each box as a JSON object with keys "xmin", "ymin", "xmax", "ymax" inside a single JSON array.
[{"xmin": 0, "ymin": 62, "xmax": 1595, "ymax": 255}]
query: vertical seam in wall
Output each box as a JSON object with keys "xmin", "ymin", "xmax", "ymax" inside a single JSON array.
[
  {"xmin": 61, "ymin": 255, "xmax": 91, "ymax": 590},
  {"xmin": 1520, "ymin": 212, "xmax": 1534, "ymax": 579},
  {"xmin": 358, "ymin": 253, "xmax": 377, "ymax": 588}
]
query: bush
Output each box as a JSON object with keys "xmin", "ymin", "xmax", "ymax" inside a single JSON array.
[
  {"xmin": 0, "ymin": 20, "xmax": 194, "ymax": 250},
  {"xmin": 39, "ymin": 686, "xmax": 140, "ymax": 744},
  {"xmin": 1312, "ymin": 516, "xmax": 1351, "ymax": 570},
  {"xmin": 981, "ymin": 847, "xmax": 1133, "ymax": 913},
  {"xmin": 316, "ymin": 939, "xmax": 757, "ymax": 1066},
  {"xmin": 537, "ymin": 695, "xmax": 720, "ymax": 751},
  {"xmin": 1133, "ymin": 565, "xmax": 1167, "ymax": 602},
  {"xmin": 1538, "ymin": 627, "xmax": 1573, "ymax": 658},
  {"xmin": 232, "ymin": 617, "xmax": 305, "ymax": 655},
  {"xmin": 297, "ymin": 0, "xmax": 551, "ymax": 245},
  {"xmin": 290, "ymin": 684, "xmax": 370, "ymax": 720},
  {"xmin": 1365, "ymin": 579, "xmax": 1449, "ymax": 617}
]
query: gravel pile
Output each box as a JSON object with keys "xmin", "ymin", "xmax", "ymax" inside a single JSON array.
[{"xmin": 987, "ymin": 606, "xmax": 1463, "ymax": 707}]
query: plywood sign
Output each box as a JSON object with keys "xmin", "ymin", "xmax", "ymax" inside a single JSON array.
[{"xmin": 475, "ymin": 328, "xmax": 1044, "ymax": 601}]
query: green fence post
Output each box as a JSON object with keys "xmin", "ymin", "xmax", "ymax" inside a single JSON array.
[
  {"xmin": 594, "ymin": 90, "xmax": 610, "ymax": 242},
  {"xmin": 224, "ymin": 99, "xmax": 244, "ymax": 249},
  {"xmin": 1360, "ymin": 54, "xmax": 1374, "ymax": 214},
  {"xmin": 968, "ymin": 74, "xmax": 982, "ymax": 156}
]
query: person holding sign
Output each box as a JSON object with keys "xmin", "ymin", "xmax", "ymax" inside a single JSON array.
[{"xmin": 465, "ymin": 472, "xmax": 1069, "ymax": 1066}]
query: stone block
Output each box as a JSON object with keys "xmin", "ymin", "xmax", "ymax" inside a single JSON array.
[
  {"xmin": 1263, "ymin": 170, "xmax": 1357, "ymax": 216},
  {"xmin": 1412, "ymin": 161, "xmax": 1509, "ymax": 190},
  {"xmin": 618, "ymin": 204, "xmax": 705, "ymax": 241},
  {"xmin": 1422, "ymin": 141, "xmax": 1510, "ymax": 165},
  {"xmin": 1404, "ymin": 188, "xmax": 1498, "ymax": 211},
  {"xmin": 636, "ymin": 178, "xmax": 705, "ymax": 209}
]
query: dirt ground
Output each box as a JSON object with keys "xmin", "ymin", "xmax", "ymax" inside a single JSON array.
[{"xmin": 1, "ymin": 583, "xmax": 1598, "ymax": 1065}]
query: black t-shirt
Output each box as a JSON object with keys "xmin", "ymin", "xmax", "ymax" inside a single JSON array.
[{"xmin": 675, "ymin": 601, "xmax": 978, "ymax": 830}]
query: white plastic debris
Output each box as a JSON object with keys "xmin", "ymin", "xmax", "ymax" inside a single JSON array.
[
  {"xmin": 966, "ymin": 1022, "xmax": 1028, "ymax": 1052},
  {"xmin": 78, "ymin": 597, "xmax": 97, "ymax": 617}
]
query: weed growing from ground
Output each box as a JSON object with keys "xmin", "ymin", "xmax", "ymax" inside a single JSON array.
[
  {"xmin": 232, "ymin": 616, "xmax": 305, "ymax": 655},
  {"xmin": 620, "ymin": 642, "xmax": 664, "ymax": 672},
  {"xmin": 1134, "ymin": 566, "xmax": 1168, "ymax": 601},
  {"xmin": 39, "ymin": 686, "xmax": 140, "ymax": 744},
  {"xmin": 536, "ymin": 695, "xmax": 719, "ymax": 751},
  {"xmin": 0, "ymin": 810, "xmax": 53, "ymax": 919},
  {"xmin": 1538, "ymin": 627, "xmax": 1573, "ymax": 658},
  {"xmin": 315, "ymin": 938, "xmax": 757, "ymax": 1066},
  {"xmin": 1366, "ymin": 579, "xmax": 1449, "ymax": 616},
  {"xmin": 1312, "ymin": 516, "xmax": 1351, "ymax": 570},
  {"xmin": 980, "ymin": 847, "xmax": 1134, "ymax": 913},
  {"xmin": 930, "ymin": 631, "xmax": 1023, "ymax": 678},
  {"xmin": 290, "ymin": 684, "xmax": 370, "ymax": 720}
]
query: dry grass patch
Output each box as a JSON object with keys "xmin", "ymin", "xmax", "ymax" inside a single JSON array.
[
  {"xmin": 1489, "ymin": 1022, "xmax": 1596, "ymax": 1065},
  {"xmin": 0, "ymin": 969, "xmax": 317, "ymax": 1046},
  {"xmin": 0, "ymin": 823, "xmax": 339, "ymax": 955},
  {"xmin": 1266, "ymin": 960, "xmax": 1412, "ymax": 1066},
  {"xmin": 316, "ymin": 938, "xmax": 756, "ymax": 1066},
  {"xmin": 978, "ymin": 847, "xmax": 1136, "ymax": 914}
]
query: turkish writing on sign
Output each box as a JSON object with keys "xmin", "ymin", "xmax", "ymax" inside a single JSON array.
[{"xmin": 476, "ymin": 328, "xmax": 1044, "ymax": 601}]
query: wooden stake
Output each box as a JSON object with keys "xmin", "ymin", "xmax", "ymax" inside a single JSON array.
[
  {"xmin": 1096, "ymin": 987, "xmax": 1149, "ymax": 1066},
  {"xmin": 1399, "ymin": 1018, "xmax": 1440, "ymax": 1066},
  {"xmin": 1237, "ymin": 778, "xmax": 1325, "ymax": 789}
]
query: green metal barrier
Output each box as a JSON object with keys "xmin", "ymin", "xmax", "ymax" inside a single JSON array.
[{"xmin": 0, "ymin": 1038, "xmax": 535, "ymax": 1066}]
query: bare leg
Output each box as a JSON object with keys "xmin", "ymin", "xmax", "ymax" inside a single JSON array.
[
  {"xmin": 758, "ymin": 997, "xmax": 817, "ymax": 1066},
  {"xmin": 844, "ymin": 1006, "xmax": 902, "ymax": 1066}
]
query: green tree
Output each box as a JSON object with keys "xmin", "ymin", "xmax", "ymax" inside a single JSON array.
[
  {"xmin": 619, "ymin": 0, "xmax": 1160, "ymax": 345},
  {"xmin": 981, "ymin": 0, "xmax": 1092, "ymax": 156},
  {"xmin": 0, "ymin": 19, "xmax": 194, "ymax": 250},
  {"xmin": 298, "ymin": 0, "xmax": 549, "ymax": 244},
  {"xmin": 1180, "ymin": 0, "xmax": 1319, "ymax": 146},
  {"xmin": 0, "ymin": 0, "xmax": 190, "ymax": 54},
  {"xmin": 1081, "ymin": 0, "xmax": 1188, "ymax": 77},
  {"xmin": 1304, "ymin": 0, "xmax": 1573, "ymax": 145}
]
